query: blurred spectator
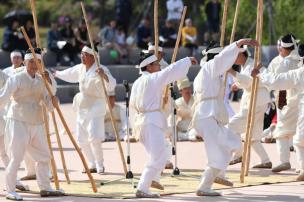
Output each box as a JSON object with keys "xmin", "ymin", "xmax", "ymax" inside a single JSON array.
[
  {"xmin": 166, "ymin": 0, "xmax": 184, "ymax": 28},
  {"xmin": 115, "ymin": 0, "xmax": 132, "ymax": 34},
  {"xmin": 160, "ymin": 20, "xmax": 177, "ymax": 48},
  {"xmin": 1, "ymin": 20, "xmax": 23, "ymax": 52},
  {"xmin": 116, "ymin": 26, "xmax": 130, "ymax": 61},
  {"xmin": 136, "ymin": 18, "xmax": 151, "ymax": 49},
  {"xmin": 74, "ymin": 19, "xmax": 89, "ymax": 52},
  {"xmin": 3, "ymin": 50, "xmax": 24, "ymax": 76},
  {"xmin": 60, "ymin": 16, "xmax": 77, "ymax": 65},
  {"xmin": 20, "ymin": 19, "xmax": 36, "ymax": 50},
  {"xmin": 47, "ymin": 22, "xmax": 63, "ymax": 66},
  {"xmin": 182, "ymin": 18, "xmax": 198, "ymax": 55},
  {"xmin": 204, "ymin": 0, "xmax": 221, "ymax": 43},
  {"xmin": 99, "ymin": 20, "xmax": 125, "ymax": 62}
]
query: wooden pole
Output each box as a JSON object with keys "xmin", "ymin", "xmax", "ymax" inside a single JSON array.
[
  {"xmin": 20, "ymin": 27, "xmax": 97, "ymax": 192},
  {"xmin": 80, "ymin": 2, "xmax": 127, "ymax": 175},
  {"xmin": 240, "ymin": 0, "xmax": 263, "ymax": 183},
  {"xmin": 244, "ymin": 0, "xmax": 263, "ymax": 176},
  {"xmin": 154, "ymin": 0, "xmax": 159, "ymax": 57},
  {"xmin": 162, "ymin": 7, "xmax": 187, "ymax": 109},
  {"xmin": 30, "ymin": 0, "xmax": 71, "ymax": 184},
  {"xmin": 30, "ymin": 0, "xmax": 60, "ymax": 189},
  {"xmin": 220, "ymin": 0, "xmax": 230, "ymax": 47}
]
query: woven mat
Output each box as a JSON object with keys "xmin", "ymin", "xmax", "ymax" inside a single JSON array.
[{"xmin": 20, "ymin": 169, "xmax": 297, "ymax": 199}]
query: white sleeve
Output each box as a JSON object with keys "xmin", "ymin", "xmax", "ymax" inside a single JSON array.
[
  {"xmin": 54, "ymin": 65, "xmax": 81, "ymax": 83},
  {"xmin": 150, "ymin": 57, "xmax": 192, "ymax": 88},
  {"xmin": 259, "ymin": 68, "xmax": 303, "ymax": 90},
  {"xmin": 206, "ymin": 42, "xmax": 241, "ymax": 78},
  {"xmin": 166, "ymin": 1, "xmax": 174, "ymax": 12},
  {"xmin": 46, "ymin": 69, "xmax": 57, "ymax": 95},
  {"xmin": 100, "ymin": 64, "xmax": 116, "ymax": 92},
  {"xmin": 0, "ymin": 76, "xmax": 18, "ymax": 109}
]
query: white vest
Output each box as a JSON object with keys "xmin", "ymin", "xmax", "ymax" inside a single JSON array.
[{"xmin": 7, "ymin": 71, "xmax": 47, "ymax": 125}]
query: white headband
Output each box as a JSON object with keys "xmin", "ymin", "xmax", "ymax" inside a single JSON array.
[
  {"xmin": 279, "ymin": 36, "xmax": 300, "ymax": 48},
  {"xmin": 10, "ymin": 51, "xmax": 22, "ymax": 59},
  {"xmin": 82, "ymin": 46, "xmax": 95, "ymax": 55},
  {"xmin": 136, "ymin": 54, "xmax": 158, "ymax": 68},
  {"xmin": 148, "ymin": 45, "xmax": 163, "ymax": 52},
  {"xmin": 24, "ymin": 53, "xmax": 42, "ymax": 60},
  {"xmin": 202, "ymin": 47, "xmax": 223, "ymax": 55}
]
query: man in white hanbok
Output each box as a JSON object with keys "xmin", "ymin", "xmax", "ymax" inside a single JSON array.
[
  {"xmin": 130, "ymin": 52, "xmax": 197, "ymax": 198},
  {"xmin": 267, "ymin": 34, "xmax": 301, "ymax": 173},
  {"xmin": 256, "ymin": 43, "xmax": 304, "ymax": 181},
  {"xmin": 54, "ymin": 45, "xmax": 116, "ymax": 174},
  {"xmin": 0, "ymin": 48, "xmax": 63, "ymax": 201},
  {"xmin": 228, "ymin": 48, "xmax": 272, "ymax": 168},
  {"xmin": 3, "ymin": 50, "xmax": 24, "ymax": 76},
  {"xmin": 192, "ymin": 39, "xmax": 258, "ymax": 196}
]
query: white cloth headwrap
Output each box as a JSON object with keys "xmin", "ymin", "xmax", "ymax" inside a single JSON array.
[
  {"xmin": 136, "ymin": 54, "xmax": 158, "ymax": 68},
  {"xmin": 10, "ymin": 51, "xmax": 22, "ymax": 59},
  {"xmin": 201, "ymin": 47, "xmax": 223, "ymax": 55},
  {"xmin": 82, "ymin": 45, "xmax": 95, "ymax": 55},
  {"xmin": 142, "ymin": 44, "xmax": 164, "ymax": 54},
  {"xmin": 24, "ymin": 53, "xmax": 42, "ymax": 60},
  {"xmin": 279, "ymin": 36, "xmax": 300, "ymax": 48}
]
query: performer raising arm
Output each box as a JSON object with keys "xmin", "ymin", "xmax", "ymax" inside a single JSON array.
[
  {"xmin": 192, "ymin": 39, "xmax": 259, "ymax": 196},
  {"xmin": 54, "ymin": 45, "xmax": 116, "ymax": 174},
  {"xmin": 130, "ymin": 53, "xmax": 197, "ymax": 198}
]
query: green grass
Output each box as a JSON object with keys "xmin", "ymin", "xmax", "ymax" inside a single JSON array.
[{"xmin": 0, "ymin": 27, "xmax": 49, "ymax": 48}]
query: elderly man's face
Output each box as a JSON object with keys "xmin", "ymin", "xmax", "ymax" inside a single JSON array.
[
  {"xmin": 180, "ymin": 87, "xmax": 192, "ymax": 99},
  {"xmin": 147, "ymin": 60, "xmax": 161, "ymax": 73},
  {"xmin": 25, "ymin": 58, "xmax": 41, "ymax": 76}
]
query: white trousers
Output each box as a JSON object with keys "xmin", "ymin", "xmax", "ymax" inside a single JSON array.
[
  {"xmin": 5, "ymin": 119, "xmax": 51, "ymax": 192},
  {"xmin": 137, "ymin": 124, "xmax": 170, "ymax": 192},
  {"xmin": 276, "ymin": 137, "xmax": 291, "ymax": 164},
  {"xmin": 77, "ymin": 116, "xmax": 105, "ymax": 169},
  {"xmin": 228, "ymin": 105, "xmax": 270, "ymax": 163},
  {"xmin": 194, "ymin": 117, "xmax": 241, "ymax": 170},
  {"xmin": 0, "ymin": 135, "xmax": 9, "ymax": 167},
  {"xmin": 198, "ymin": 167, "xmax": 221, "ymax": 191},
  {"xmin": 23, "ymin": 154, "xmax": 36, "ymax": 176},
  {"xmin": 295, "ymin": 146, "xmax": 304, "ymax": 170}
]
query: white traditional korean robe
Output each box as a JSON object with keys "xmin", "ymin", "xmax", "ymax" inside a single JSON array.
[
  {"xmin": 55, "ymin": 62, "xmax": 116, "ymax": 171},
  {"xmin": 130, "ymin": 57, "xmax": 192, "ymax": 193},
  {"xmin": 228, "ymin": 58, "xmax": 271, "ymax": 163},
  {"xmin": 104, "ymin": 103, "xmax": 126, "ymax": 141},
  {"xmin": 0, "ymin": 68, "xmax": 54, "ymax": 193},
  {"xmin": 0, "ymin": 70, "xmax": 8, "ymax": 167},
  {"xmin": 260, "ymin": 66, "xmax": 304, "ymax": 171},
  {"xmin": 192, "ymin": 42, "xmax": 242, "ymax": 192}
]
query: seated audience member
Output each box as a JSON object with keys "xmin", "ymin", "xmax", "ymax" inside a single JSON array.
[
  {"xmin": 181, "ymin": 18, "xmax": 198, "ymax": 55},
  {"xmin": 136, "ymin": 18, "xmax": 151, "ymax": 49},
  {"xmin": 160, "ymin": 20, "xmax": 177, "ymax": 48}
]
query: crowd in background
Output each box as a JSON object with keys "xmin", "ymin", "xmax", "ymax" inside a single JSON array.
[{"xmin": 0, "ymin": 0, "xmax": 221, "ymax": 65}]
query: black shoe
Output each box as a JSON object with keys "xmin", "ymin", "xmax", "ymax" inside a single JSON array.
[{"xmin": 82, "ymin": 168, "xmax": 97, "ymax": 174}]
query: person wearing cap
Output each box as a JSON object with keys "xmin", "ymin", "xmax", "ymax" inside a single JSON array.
[
  {"xmin": 192, "ymin": 39, "xmax": 259, "ymax": 196},
  {"xmin": 3, "ymin": 50, "xmax": 24, "ymax": 76},
  {"xmin": 130, "ymin": 52, "xmax": 197, "ymax": 198},
  {"xmin": 104, "ymin": 90, "xmax": 126, "ymax": 141},
  {"xmin": 256, "ymin": 43, "xmax": 304, "ymax": 181},
  {"xmin": 266, "ymin": 34, "xmax": 301, "ymax": 173},
  {"xmin": 173, "ymin": 78, "xmax": 197, "ymax": 141},
  {"xmin": 0, "ymin": 48, "xmax": 63, "ymax": 200},
  {"xmin": 227, "ymin": 46, "xmax": 272, "ymax": 169},
  {"xmin": 54, "ymin": 45, "xmax": 116, "ymax": 174}
]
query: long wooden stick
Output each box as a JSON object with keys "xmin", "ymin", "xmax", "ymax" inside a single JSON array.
[
  {"xmin": 30, "ymin": 0, "xmax": 71, "ymax": 184},
  {"xmin": 162, "ymin": 7, "xmax": 187, "ymax": 109},
  {"xmin": 240, "ymin": 0, "xmax": 263, "ymax": 183},
  {"xmin": 30, "ymin": 0, "xmax": 60, "ymax": 189},
  {"xmin": 244, "ymin": 0, "xmax": 264, "ymax": 176},
  {"xmin": 52, "ymin": 112, "xmax": 71, "ymax": 184},
  {"xmin": 20, "ymin": 27, "xmax": 97, "ymax": 192},
  {"xmin": 42, "ymin": 107, "xmax": 60, "ymax": 189},
  {"xmin": 154, "ymin": 0, "xmax": 159, "ymax": 57},
  {"xmin": 80, "ymin": 2, "xmax": 127, "ymax": 175},
  {"xmin": 220, "ymin": 0, "xmax": 230, "ymax": 47}
]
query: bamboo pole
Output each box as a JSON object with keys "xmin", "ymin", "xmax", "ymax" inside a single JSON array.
[
  {"xmin": 223, "ymin": 0, "xmax": 240, "ymax": 99},
  {"xmin": 20, "ymin": 27, "xmax": 97, "ymax": 192},
  {"xmin": 30, "ymin": 0, "xmax": 71, "ymax": 184},
  {"xmin": 240, "ymin": 0, "xmax": 263, "ymax": 183},
  {"xmin": 220, "ymin": 0, "xmax": 230, "ymax": 47},
  {"xmin": 80, "ymin": 2, "xmax": 127, "ymax": 175},
  {"xmin": 244, "ymin": 0, "xmax": 263, "ymax": 176},
  {"xmin": 162, "ymin": 7, "xmax": 187, "ymax": 109},
  {"xmin": 154, "ymin": 0, "xmax": 159, "ymax": 57},
  {"xmin": 30, "ymin": 0, "xmax": 60, "ymax": 189}
]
